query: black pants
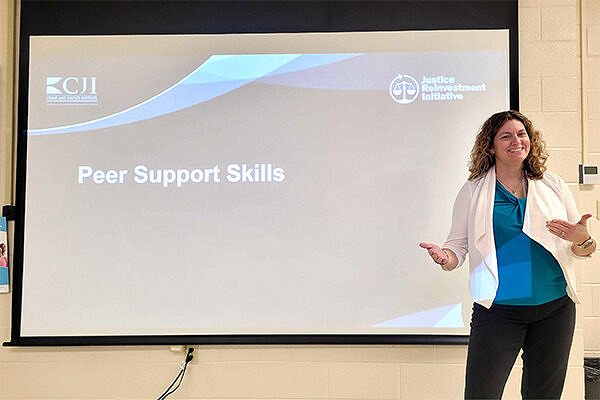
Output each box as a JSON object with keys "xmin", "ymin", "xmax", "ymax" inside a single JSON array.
[{"xmin": 465, "ymin": 295, "xmax": 575, "ymax": 400}]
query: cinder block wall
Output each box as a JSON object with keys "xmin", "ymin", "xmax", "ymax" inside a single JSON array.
[
  {"xmin": 0, "ymin": 1, "xmax": 597, "ymax": 399},
  {"xmin": 581, "ymin": 0, "xmax": 600, "ymax": 359}
]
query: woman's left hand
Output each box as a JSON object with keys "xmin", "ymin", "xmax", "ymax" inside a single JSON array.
[{"xmin": 546, "ymin": 214, "xmax": 592, "ymax": 243}]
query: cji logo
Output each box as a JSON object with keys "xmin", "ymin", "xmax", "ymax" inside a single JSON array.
[
  {"xmin": 46, "ymin": 77, "xmax": 98, "ymax": 105},
  {"xmin": 46, "ymin": 77, "xmax": 97, "ymax": 95}
]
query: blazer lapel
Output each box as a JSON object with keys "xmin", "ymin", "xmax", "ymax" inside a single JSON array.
[
  {"xmin": 523, "ymin": 176, "xmax": 568, "ymax": 249},
  {"xmin": 473, "ymin": 167, "xmax": 499, "ymax": 282}
]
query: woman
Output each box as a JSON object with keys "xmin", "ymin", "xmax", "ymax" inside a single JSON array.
[
  {"xmin": 0, "ymin": 243, "xmax": 7, "ymax": 267},
  {"xmin": 420, "ymin": 110, "xmax": 596, "ymax": 399}
]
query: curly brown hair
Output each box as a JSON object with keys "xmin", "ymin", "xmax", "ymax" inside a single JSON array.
[{"xmin": 468, "ymin": 110, "xmax": 548, "ymax": 181}]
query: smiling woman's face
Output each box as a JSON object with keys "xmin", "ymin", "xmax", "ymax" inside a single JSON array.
[{"xmin": 492, "ymin": 119, "xmax": 530, "ymax": 169}]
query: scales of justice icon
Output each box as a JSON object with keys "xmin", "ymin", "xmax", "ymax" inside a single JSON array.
[
  {"xmin": 392, "ymin": 81, "xmax": 416, "ymax": 98},
  {"xmin": 389, "ymin": 74, "xmax": 419, "ymax": 104}
]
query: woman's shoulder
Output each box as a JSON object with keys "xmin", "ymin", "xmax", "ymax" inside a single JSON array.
[
  {"xmin": 534, "ymin": 171, "xmax": 568, "ymax": 194},
  {"xmin": 466, "ymin": 167, "xmax": 492, "ymax": 188},
  {"xmin": 540, "ymin": 171, "xmax": 565, "ymax": 187},
  {"xmin": 541, "ymin": 171, "xmax": 561, "ymax": 180},
  {"xmin": 458, "ymin": 174, "xmax": 484, "ymax": 198},
  {"xmin": 468, "ymin": 174, "xmax": 485, "ymax": 186}
]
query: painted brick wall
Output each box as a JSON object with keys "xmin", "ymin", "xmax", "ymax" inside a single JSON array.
[{"xmin": 581, "ymin": 0, "xmax": 600, "ymax": 360}]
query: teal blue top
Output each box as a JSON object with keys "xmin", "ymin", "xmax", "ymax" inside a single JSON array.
[{"xmin": 493, "ymin": 180, "xmax": 567, "ymax": 305}]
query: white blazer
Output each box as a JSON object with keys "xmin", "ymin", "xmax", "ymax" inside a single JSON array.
[{"xmin": 442, "ymin": 167, "xmax": 589, "ymax": 308}]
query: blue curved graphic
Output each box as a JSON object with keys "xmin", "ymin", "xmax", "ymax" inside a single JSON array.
[
  {"xmin": 30, "ymin": 53, "xmax": 362, "ymax": 136},
  {"xmin": 373, "ymin": 303, "xmax": 464, "ymax": 328}
]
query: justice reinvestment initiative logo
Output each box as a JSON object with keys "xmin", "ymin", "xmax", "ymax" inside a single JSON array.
[
  {"xmin": 46, "ymin": 76, "xmax": 98, "ymax": 106},
  {"xmin": 389, "ymin": 74, "xmax": 420, "ymax": 104},
  {"xmin": 389, "ymin": 74, "xmax": 487, "ymax": 104}
]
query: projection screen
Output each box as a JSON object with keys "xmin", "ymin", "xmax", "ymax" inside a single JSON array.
[{"xmin": 13, "ymin": 30, "xmax": 510, "ymax": 342}]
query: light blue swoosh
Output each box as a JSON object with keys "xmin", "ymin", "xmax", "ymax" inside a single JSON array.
[{"xmin": 30, "ymin": 53, "xmax": 361, "ymax": 136}]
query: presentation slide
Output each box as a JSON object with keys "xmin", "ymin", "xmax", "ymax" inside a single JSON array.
[{"xmin": 22, "ymin": 31, "xmax": 509, "ymax": 337}]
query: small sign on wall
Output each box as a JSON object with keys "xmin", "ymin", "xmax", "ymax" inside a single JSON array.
[{"xmin": 0, "ymin": 217, "xmax": 8, "ymax": 293}]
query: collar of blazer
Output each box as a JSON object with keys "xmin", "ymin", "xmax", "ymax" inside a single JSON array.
[{"xmin": 470, "ymin": 167, "xmax": 570, "ymax": 282}]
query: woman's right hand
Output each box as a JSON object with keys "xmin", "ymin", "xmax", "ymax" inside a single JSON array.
[{"xmin": 419, "ymin": 242, "xmax": 456, "ymax": 271}]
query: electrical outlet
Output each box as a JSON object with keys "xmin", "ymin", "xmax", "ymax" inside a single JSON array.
[
  {"xmin": 169, "ymin": 345, "xmax": 198, "ymax": 364},
  {"xmin": 190, "ymin": 345, "xmax": 199, "ymax": 365}
]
